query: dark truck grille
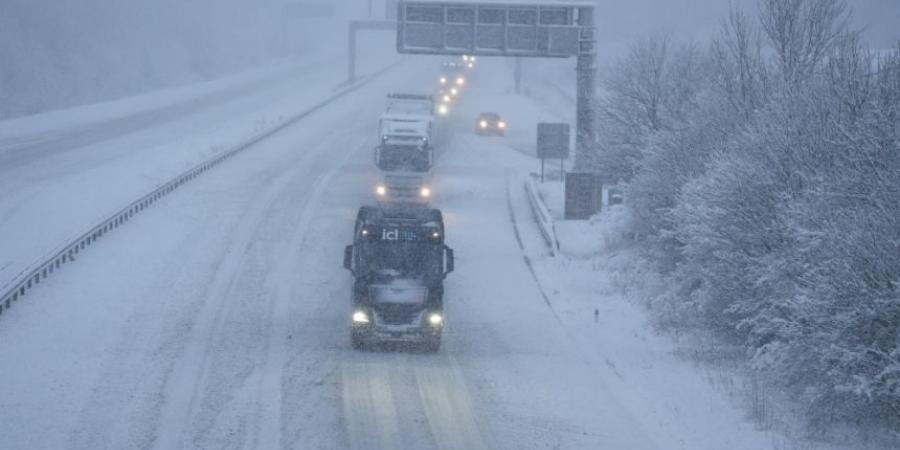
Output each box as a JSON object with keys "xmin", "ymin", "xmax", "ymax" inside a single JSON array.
[{"xmin": 375, "ymin": 303, "xmax": 421, "ymax": 325}]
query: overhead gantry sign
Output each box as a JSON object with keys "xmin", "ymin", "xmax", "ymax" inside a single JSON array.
[{"xmin": 395, "ymin": 1, "xmax": 597, "ymax": 172}]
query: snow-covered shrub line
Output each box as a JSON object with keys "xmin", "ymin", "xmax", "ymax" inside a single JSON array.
[{"xmin": 592, "ymin": 0, "xmax": 900, "ymax": 442}]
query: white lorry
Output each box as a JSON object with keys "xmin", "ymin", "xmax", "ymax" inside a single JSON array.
[
  {"xmin": 379, "ymin": 94, "xmax": 434, "ymax": 147},
  {"xmin": 373, "ymin": 143, "xmax": 432, "ymax": 205},
  {"xmin": 375, "ymin": 94, "xmax": 436, "ymax": 205}
]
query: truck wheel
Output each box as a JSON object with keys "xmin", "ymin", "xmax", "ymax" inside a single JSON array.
[{"xmin": 422, "ymin": 336, "xmax": 441, "ymax": 353}]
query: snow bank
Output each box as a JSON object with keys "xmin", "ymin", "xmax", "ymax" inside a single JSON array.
[{"xmin": 533, "ymin": 180, "xmax": 634, "ymax": 258}]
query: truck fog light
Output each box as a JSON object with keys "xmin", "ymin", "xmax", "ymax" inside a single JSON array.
[
  {"xmin": 437, "ymin": 105, "xmax": 448, "ymax": 115},
  {"xmin": 450, "ymin": 88, "xmax": 458, "ymax": 96},
  {"xmin": 498, "ymin": 121, "xmax": 506, "ymax": 128},
  {"xmin": 480, "ymin": 120, "xmax": 488, "ymax": 128},
  {"xmin": 456, "ymin": 77, "xmax": 465, "ymax": 86},
  {"xmin": 428, "ymin": 313, "xmax": 443, "ymax": 326},
  {"xmin": 420, "ymin": 187, "xmax": 431, "ymax": 198},
  {"xmin": 443, "ymin": 95, "xmax": 451, "ymax": 103},
  {"xmin": 440, "ymin": 77, "xmax": 447, "ymax": 84},
  {"xmin": 352, "ymin": 310, "xmax": 370, "ymax": 324},
  {"xmin": 376, "ymin": 185, "xmax": 387, "ymax": 196}
]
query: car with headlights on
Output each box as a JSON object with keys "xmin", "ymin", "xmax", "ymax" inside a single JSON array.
[{"xmin": 475, "ymin": 112, "xmax": 506, "ymax": 136}]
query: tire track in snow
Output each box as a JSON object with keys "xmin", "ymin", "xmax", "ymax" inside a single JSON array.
[
  {"xmin": 341, "ymin": 360, "xmax": 405, "ymax": 450},
  {"xmin": 252, "ymin": 123, "xmax": 367, "ymax": 450},
  {"xmin": 414, "ymin": 355, "xmax": 490, "ymax": 450},
  {"xmin": 151, "ymin": 144, "xmax": 328, "ymax": 450},
  {"xmin": 503, "ymin": 176, "xmax": 563, "ymax": 324}
]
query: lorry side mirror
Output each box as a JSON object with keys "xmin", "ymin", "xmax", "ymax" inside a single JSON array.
[
  {"xmin": 344, "ymin": 245, "xmax": 354, "ymax": 272},
  {"xmin": 444, "ymin": 246, "xmax": 454, "ymax": 274}
]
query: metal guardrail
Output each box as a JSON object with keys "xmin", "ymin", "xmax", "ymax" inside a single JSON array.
[
  {"xmin": 525, "ymin": 174, "xmax": 560, "ymax": 256},
  {"xmin": 0, "ymin": 61, "xmax": 402, "ymax": 318}
]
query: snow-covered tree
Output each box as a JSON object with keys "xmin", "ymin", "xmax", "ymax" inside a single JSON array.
[{"xmin": 601, "ymin": 0, "xmax": 900, "ymax": 435}]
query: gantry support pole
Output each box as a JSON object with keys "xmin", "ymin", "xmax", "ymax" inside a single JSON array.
[{"xmin": 574, "ymin": 6, "xmax": 597, "ymax": 172}]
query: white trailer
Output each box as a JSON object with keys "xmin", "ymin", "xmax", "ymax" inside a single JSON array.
[{"xmin": 380, "ymin": 94, "xmax": 434, "ymax": 147}]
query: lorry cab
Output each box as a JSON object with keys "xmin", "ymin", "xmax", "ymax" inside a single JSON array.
[
  {"xmin": 373, "ymin": 143, "xmax": 433, "ymax": 205},
  {"xmin": 379, "ymin": 113, "xmax": 432, "ymax": 147},
  {"xmin": 343, "ymin": 206, "xmax": 454, "ymax": 352},
  {"xmin": 380, "ymin": 93, "xmax": 434, "ymax": 147}
]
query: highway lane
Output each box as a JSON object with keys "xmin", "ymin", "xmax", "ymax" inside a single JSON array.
[
  {"xmin": 0, "ymin": 36, "xmax": 396, "ymax": 293},
  {"xmin": 0, "ymin": 57, "xmax": 662, "ymax": 449},
  {"xmin": 0, "ymin": 55, "xmax": 426, "ymax": 449}
]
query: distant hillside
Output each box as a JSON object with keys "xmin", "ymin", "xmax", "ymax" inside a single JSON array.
[{"xmin": 0, "ymin": 0, "xmax": 347, "ymax": 119}]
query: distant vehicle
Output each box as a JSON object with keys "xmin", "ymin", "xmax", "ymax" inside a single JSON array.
[
  {"xmin": 344, "ymin": 206, "xmax": 454, "ymax": 352},
  {"xmin": 380, "ymin": 94, "xmax": 434, "ymax": 146},
  {"xmin": 373, "ymin": 143, "xmax": 432, "ymax": 205},
  {"xmin": 436, "ymin": 90, "xmax": 453, "ymax": 106},
  {"xmin": 475, "ymin": 112, "xmax": 507, "ymax": 136},
  {"xmin": 436, "ymin": 86, "xmax": 459, "ymax": 102},
  {"xmin": 374, "ymin": 170, "xmax": 432, "ymax": 205},
  {"xmin": 374, "ymin": 139, "xmax": 433, "ymax": 205},
  {"xmin": 439, "ymin": 62, "xmax": 466, "ymax": 87}
]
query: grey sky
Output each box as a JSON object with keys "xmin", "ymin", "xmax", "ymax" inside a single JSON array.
[{"xmin": 588, "ymin": 0, "xmax": 899, "ymax": 48}]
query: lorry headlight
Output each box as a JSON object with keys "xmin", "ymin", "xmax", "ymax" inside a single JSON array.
[
  {"xmin": 456, "ymin": 77, "xmax": 465, "ymax": 86},
  {"xmin": 440, "ymin": 77, "xmax": 447, "ymax": 84},
  {"xmin": 450, "ymin": 88, "xmax": 458, "ymax": 96},
  {"xmin": 437, "ymin": 104, "xmax": 448, "ymax": 115},
  {"xmin": 480, "ymin": 120, "xmax": 488, "ymax": 128},
  {"xmin": 428, "ymin": 313, "xmax": 443, "ymax": 326},
  {"xmin": 442, "ymin": 95, "xmax": 451, "ymax": 103},
  {"xmin": 352, "ymin": 310, "xmax": 370, "ymax": 324},
  {"xmin": 420, "ymin": 187, "xmax": 431, "ymax": 198},
  {"xmin": 376, "ymin": 185, "xmax": 387, "ymax": 196},
  {"xmin": 498, "ymin": 121, "xmax": 506, "ymax": 128}
]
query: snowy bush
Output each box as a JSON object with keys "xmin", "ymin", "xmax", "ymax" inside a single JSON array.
[{"xmin": 598, "ymin": 0, "xmax": 900, "ymax": 437}]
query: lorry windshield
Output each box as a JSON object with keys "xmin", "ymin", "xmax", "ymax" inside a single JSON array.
[
  {"xmin": 378, "ymin": 146, "xmax": 430, "ymax": 171},
  {"xmin": 360, "ymin": 242, "xmax": 442, "ymax": 277}
]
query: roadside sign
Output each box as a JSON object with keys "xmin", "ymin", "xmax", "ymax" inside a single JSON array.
[
  {"xmin": 393, "ymin": 0, "xmax": 600, "ymax": 187},
  {"xmin": 396, "ymin": 2, "xmax": 585, "ymax": 57},
  {"xmin": 564, "ymin": 172, "xmax": 601, "ymax": 219},
  {"xmin": 537, "ymin": 123, "xmax": 569, "ymax": 159}
]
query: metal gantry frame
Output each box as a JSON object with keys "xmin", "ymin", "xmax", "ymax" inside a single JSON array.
[{"xmin": 394, "ymin": 1, "xmax": 597, "ymax": 170}]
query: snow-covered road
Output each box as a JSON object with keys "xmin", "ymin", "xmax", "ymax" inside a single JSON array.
[
  {"xmin": 0, "ymin": 57, "xmax": 779, "ymax": 449},
  {"xmin": 0, "ymin": 37, "xmax": 395, "ymax": 293}
]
